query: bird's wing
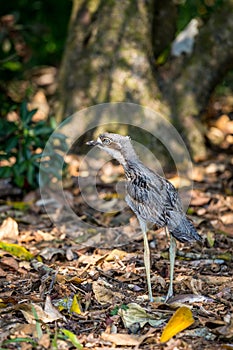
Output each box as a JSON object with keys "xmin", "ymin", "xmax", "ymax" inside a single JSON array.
[
  {"xmin": 164, "ymin": 180, "xmax": 183, "ymax": 211},
  {"xmin": 125, "ymin": 173, "xmax": 167, "ymax": 226}
]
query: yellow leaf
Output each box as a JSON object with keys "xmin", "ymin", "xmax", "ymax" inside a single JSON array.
[
  {"xmin": 70, "ymin": 294, "xmax": 82, "ymax": 315},
  {"xmin": 160, "ymin": 306, "xmax": 194, "ymax": 343},
  {"xmin": 0, "ymin": 241, "xmax": 34, "ymax": 261},
  {"xmin": 6, "ymin": 201, "xmax": 30, "ymax": 210}
]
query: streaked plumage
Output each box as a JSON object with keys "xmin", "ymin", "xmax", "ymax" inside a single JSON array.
[
  {"xmin": 124, "ymin": 160, "xmax": 201, "ymax": 243},
  {"xmin": 87, "ymin": 133, "xmax": 202, "ymax": 301}
]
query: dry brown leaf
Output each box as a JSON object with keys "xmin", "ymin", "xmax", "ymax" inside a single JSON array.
[
  {"xmin": 210, "ymin": 220, "xmax": 233, "ymax": 236},
  {"xmin": 0, "ymin": 217, "xmax": 19, "ymax": 240},
  {"xmin": 1, "ymin": 256, "xmax": 19, "ymax": 271},
  {"xmin": 93, "ymin": 280, "xmax": 123, "ymax": 305},
  {"xmin": 202, "ymin": 275, "xmax": 232, "ymax": 285},
  {"xmin": 35, "ymin": 230, "xmax": 55, "ymax": 241},
  {"xmin": 168, "ymin": 176, "xmax": 191, "ymax": 188},
  {"xmin": 190, "ymin": 166, "xmax": 205, "ymax": 182},
  {"xmin": 215, "ymin": 317, "xmax": 233, "ymax": 338},
  {"xmin": 66, "ymin": 247, "xmax": 74, "ymax": 261},
  {"xmin": 205, "ymin": 318, "xmax": 233, "ymax": 338},
  {"xmin": 215, "ymin": 114, "xmax": 233, "ymax": 134},
  {"xmin": 190, "ymin": 191, "xmax": 210, "ymax": 206},
  {"xmin": 221, "ymin": 212, "xmax": 233, "ymax": 225},
  {"xmin": 93, "ymin": 280, "xmax": 115, "ymax": 305},
  {"xmin": 0, "ymin": 266, "xmax": 7, "ymax": 276},
  {"xmin": 29, "ymin": 90, "xmax": 49, "ymax": 121},
  {"xmin": 101, "ymin": 332, "xmax": 140, "ymax": 346},
  {"xmin": 207, "ymin": 127, "xmax": 225, "ymax": 145},
  {"xmin": 78, "ymin": 253, "xmax": 107, "ymax": 266},
  {"xmin": 44, "ymin": 295, "xmax": 65, "ymax": 320},
  {"xmin": 205, "ymin": 162, "xmax": 225, "ymax": 174},
  {"xmin": 119, "ymin": 303, "xmax": 164, "ymax": 329},
  {"xmin": 19, "ymin": 261, "xmax": 31, "ymax": 271},
  {"xmin": 39, "ymin": 247, "xmax": 65, "ymax": 260},
  {"xmin": 16, "ymin": 323, "xmax": 37, "ymax": 337},
  {"xmin": 105, "ymin": 248, "xmax": 128, "ymax": 261},
  {"xmin": 19, "ymin": 296, "xmax": 64, "ymax": 324},
  {"xmin": 38, "ymin": 333, "xmax": 51, "ymax": 348},
  {"xmin": 56, "ymin": 274, "xmax": 83, "ymax": 284}
]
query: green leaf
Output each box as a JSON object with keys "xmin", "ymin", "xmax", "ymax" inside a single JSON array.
[
  {"xmin": 0, "ymin": 120, "xmax": 17, "ymax": 138},
  {"xmin": 16, "ymin": 161, "xmax": 28, "ymax": 174},
  {"xmin": 22, "ymin": 144, "xmax": 32, "ymax": 160},
  {"xmin": 34, "ymin": 122, "xmax": 53, "ymax": 135},
  {"xmin": 0, "ymin": 166, "xmax": 12, "ymax": 178},
  {"xmin": 61, "ymin": 329, "xmax": 83, "ymax": 349},
  {"xmin": 2, "ymin": 61, "xmax": 23, "ymax": 72},
  {"xmin": 20, "ymin": 101, "xmax": 37, "ymax": 125},
  {"xmin": 20, "ymin": 101, "xmax": 28, "ymax": 123},
  {"xmin": 27, "ymin": 163, "xmax": 35, "ymax": 186},
  {"xmin": 31, "ymin": 153, "xmax": 42, "ymax": 160},
  {"xmin": 5, "ymin": 135, "xmax": 19, "ymax": 152},
  {"xmin": 0, "ymin": 241, "xmax": 34, "ymax": 261},
  {"xmin": 49, "ymin": 116, "xmax": 57, "ymax": 129},
  {"xmin": 31, "ymin": 305, "xmax": 43, "ymax": 339},
  {"xmin": 14, "ymin": 174, "xmax": 25, "ymax": 188},
  {"xmin": 3, "ymin": 337, "xmax": 37, "ymax": 346},
  {"xmin": 110, "ymin": 306, "xmax": 119, "ymax": 316}
]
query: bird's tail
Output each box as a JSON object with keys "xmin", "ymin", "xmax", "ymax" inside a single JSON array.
[{"xmin": 167, "ymin": 213, "xmax": 202, "ymax": 243}]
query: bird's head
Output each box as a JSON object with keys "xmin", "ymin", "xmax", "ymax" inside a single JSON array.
[{"xmin": 86, "ymin": 133, "xmax": 136, "ymax": 165}]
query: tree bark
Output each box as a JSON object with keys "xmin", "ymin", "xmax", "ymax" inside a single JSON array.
[
  {"xmin": 58, "ymin": 0, "xmax": 169, "ymax": 121},
  {"xmin": 152, "ymin": 0, "xmax": 177, "ymax": 58},
  {"xmin": 57, "ymin": 0, "xmax": 233, "ymax": 160},
  {"xmin": 159, "ymin": 0, "xmax": 233, "ymax": 160}
]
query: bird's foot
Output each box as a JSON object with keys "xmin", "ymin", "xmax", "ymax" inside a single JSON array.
[
  {"xmin": 148, "ymin": 291, "xmax": 154, "ymax": 302},
  {"xmin": 165, "ymin": 289, "xmax": 173, "ymax": 303}
]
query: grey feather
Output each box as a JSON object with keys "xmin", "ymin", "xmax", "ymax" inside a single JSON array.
[{"xmin": 87, "ymin": 133, "xmax": 202, "ymax": 243}]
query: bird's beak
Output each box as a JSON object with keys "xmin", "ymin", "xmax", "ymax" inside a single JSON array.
[{"xmin": 86, "ymin": 137, "xmax": 102, "ymax": 146}]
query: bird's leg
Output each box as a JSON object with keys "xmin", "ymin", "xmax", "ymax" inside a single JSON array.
[
  {"xmin": 139, "ymin": 219, "xmax": 153, "ymax": 302},
  {"xmin": 165, "ymin": 230, "xmax": 177, "ymax": 302}
]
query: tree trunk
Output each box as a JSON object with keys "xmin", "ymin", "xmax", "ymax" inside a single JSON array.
[
  {"xmin": 159, "ymin": 0, "xmax": 233, "ymax": 160},
  {"xmin": 57, "ymin": 0, "xmax": 233, "ymax": 160},
  {"xmin": 58, "ymin": 0, "xmax": 169, "ymax": 121}
]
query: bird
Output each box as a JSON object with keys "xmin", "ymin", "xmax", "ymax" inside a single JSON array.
[{"xmin": 86, "ymin": 133, "xmax": 202, "ymax": 302}]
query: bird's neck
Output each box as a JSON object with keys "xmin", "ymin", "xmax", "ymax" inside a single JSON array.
[
  {"xmin": 121, "ymin": 144, "xmax": 139, "ymax": 165},
  {"xmin": 120, "ymin": 145, "xmax": 142, "ymax": 176}
]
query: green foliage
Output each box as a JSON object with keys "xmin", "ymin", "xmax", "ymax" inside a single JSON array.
[
  {"xmin": 177, "ymin": 0, "xmax": 224, "ymax": 32},
  {"xmin": 0, "ymin": 101, "xmax": 54, "ymax": 189},
  {"xmin": 110, "ymin": 304, "xmax": 128, "ymax": 316},
  {"xmin": 0, "ymin": 1, "xmax": 72, "ymax": 113},
  {"xmin": 0, "ymin": 0, "xmax": 71, "ymax": 67}
]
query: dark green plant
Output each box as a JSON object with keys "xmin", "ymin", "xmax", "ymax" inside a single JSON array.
[{"xmin": 0, "ymin": 101, "xmax": 55, "ymax": 189}]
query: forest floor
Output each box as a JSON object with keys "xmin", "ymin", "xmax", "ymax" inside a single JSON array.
[{"xmin": 0, "ymin": 95, "xmax": 233, "ymax": 349}]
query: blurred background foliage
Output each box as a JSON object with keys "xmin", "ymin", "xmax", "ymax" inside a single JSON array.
[
  {"xmin": 176, "ymin": 0, "xmax": 223, "ymax": 30},
  {"xmin": 0, "ymin": 0, "xmax": 72, "ymax": 67},
  {"xmin": 0, "ymin": 0, "xmax": 72, "ymax": 116},
  {"xmin": 0, "ymin": 0, "xmax": 232, "ymax": 190},
  {"xmin": 0, "ymin": 0, "xmax": 225, "ymax": 115},
  {"xmin": 0, "ymin": 0, "xmax": 72, "ymax": 189}
]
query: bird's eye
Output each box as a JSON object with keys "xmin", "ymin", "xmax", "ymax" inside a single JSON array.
[{"xmin": 102, "ymin": 138, "xmax": 111, "ymax": 145}]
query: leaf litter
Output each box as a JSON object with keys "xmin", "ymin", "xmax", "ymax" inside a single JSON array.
[{"xmin": 0, "ymin": 126, "xmax": 233, "ymax": 348}]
